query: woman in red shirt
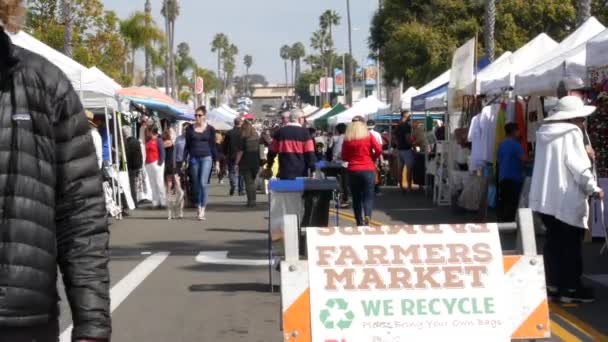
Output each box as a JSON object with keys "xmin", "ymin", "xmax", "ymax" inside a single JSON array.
[{"xmin": 341, "ymin": 117, "xmax": 382, "ymax": 226}]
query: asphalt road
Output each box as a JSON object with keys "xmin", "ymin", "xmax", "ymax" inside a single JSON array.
[{"xmin": 54, "ymin": 184, "xmax": 608, "ymax": 342}]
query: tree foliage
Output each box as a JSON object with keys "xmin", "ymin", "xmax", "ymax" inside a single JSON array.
[{"xmin": 369, "ymin": 0, "xmax": 605, "ymax": 88}]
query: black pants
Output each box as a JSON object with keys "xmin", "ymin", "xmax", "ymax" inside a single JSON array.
[
  {"xmin": 497, "ymin": 179, "xmax": 522, "ymax": 222},
  {"xmin": 241, "ymin": 167, "xmax": 259, "ymax": 205},
  {"xmin": 0, "ymin": 319, "xmax": 59, "ymax": 342},
  {"xmin": 540, "ymin": 214, "xmax": 585, "ymax": 290},
  {"xmin": 128, "ymin": 169, "xmax": 140, "ymax": 207},
  {"xmin": 338, "ymin": 167, "xmax": 349, "ymax": 203}
]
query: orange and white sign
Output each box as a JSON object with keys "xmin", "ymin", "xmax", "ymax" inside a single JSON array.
[{"xmin": 306, "ymin": 224, "xmax": 510, "ymax": 342}]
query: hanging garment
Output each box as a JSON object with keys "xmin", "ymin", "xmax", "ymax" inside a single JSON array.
[
  {"xmin": 478, "ymin": 104, "xmax": 499, "ymax": 163},
  {"xmin": 527, "ymin": 96, "xmax": 544, "ymax": 143},
  {"xmin": 493, "ymin": 103, "xmax": 508, "ymax": 169},
  {"xmin": 514, "ymin": 100, "xmax": 529, "ymax": 159},
  {"xmin": 468, "ymin": 114, "xmax": 485, "ymax": 171}
]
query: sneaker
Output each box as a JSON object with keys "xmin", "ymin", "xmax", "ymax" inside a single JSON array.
[
  {"xmin": 238, "ymin": 191, "xmax": 245, "ymax": 196},
  {"xmin": 559, "ymin": 287, "xmax": 595, "ymax": 304},
  {"xmin": 229, "ymin": 189, "xmax": 235, "ymax": 196},
  {"xmin": 364, "ymin": 216, "xmax": 371, "ymax": 226}
]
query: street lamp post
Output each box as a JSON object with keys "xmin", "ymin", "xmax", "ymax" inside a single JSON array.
[{"xmin": 346, "ymin": 0, "xmax": 353, "ymax": 106}]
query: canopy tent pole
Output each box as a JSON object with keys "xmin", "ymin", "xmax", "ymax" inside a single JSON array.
[{"xmin": 112, "ymin": 107, "xmax": 123, "ymax": 219}]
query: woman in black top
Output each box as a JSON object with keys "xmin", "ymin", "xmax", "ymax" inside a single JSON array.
[
  {"xmin": 185, "ymin": 106, "xmax": 218, "ymax": 220},
  {"xmin": 235, "ymin": 120, "xmax": 260, "ymax": 207}
]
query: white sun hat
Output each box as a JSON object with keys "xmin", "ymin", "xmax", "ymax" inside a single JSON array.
[{"xmin": 544, "ymin": 96, "xmax": 596, "ymax": 121}]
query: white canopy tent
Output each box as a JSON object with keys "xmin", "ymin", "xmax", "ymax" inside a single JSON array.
[
  {"xmin": 475, "ymin": 51, "xmax": 512, "ymax": 93},
  {"xmin": 515, "ymin": 17, "xmax": 605, "ymax": 96},
  {"xmin": 410, "ymin": 69, "xmax": 451, "ymax": 111},
  {"xmin": 220, "ymin": 104, "xmax": 239, "ymax": 116},
  {"xmin": 207, "ymin": 106, "xmax": 238, "ymax": 128},
  {"xmin": 479, "ymin": 34, "xmax": 558, "ymax": 95},
  {"xmin": 586, "ymin": 29, "xmax": 608, "ymax": 68},
  {"xmin": 302, "ymin": 104, "xmax": 319, "ymax": 116},
  {"xmin": 306, "ymin": 106, "xmax": 332, "ymax": 122},
  {"xmin": 400, "ymin": 87, "xmax": 417, "ymax": 110},
  {"xmin": 328, "ymin": 96, "xmax": 389, "ymax": 125},
  {"xmin": 10, "ymin": 31, "xmax": 122, "ymax": 109}
]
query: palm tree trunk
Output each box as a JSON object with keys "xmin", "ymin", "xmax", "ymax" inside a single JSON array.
[
  {"xmin": 216, "ymin": 51, "xmax": 221, "ymax": 106},
  {"xmin": 346, "ymin": 0, "xmax": 353, "ymax": 106},
  {"xmin": 484, "ymin": 0, "xmax": 496, "ymax": 62},
  {"xmin": 62, "ymin": 0, "xmax": 73, "ymax": 57},
  {"xmin": 246, "ymin": 67, "xmax": 249, "ymax": 95},
  {"xmin": 170, "ymin": 21, "xmax": 177, "ymax": 99},
  {"xmin": 144, "ymin": 0, "xmax": 152, "ymax": 85},
  {"xmin": 284, "ymin": 60, "xmax": 288, "ymax": 87},
  {"xmin": 577, "ymin": 0, "xmax": 592, "ymax": 26},
  {"xmin": 164, "ymin": 7, "xmax": 171, "ymax": 95},
  {"xmin": 131, "ymin": 49, "xmax": 137, "ymax": 85}
]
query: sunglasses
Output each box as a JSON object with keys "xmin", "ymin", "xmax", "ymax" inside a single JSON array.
[{"xmin": 195, "ymin": 114, "xmax": 205, "ymax": 118}]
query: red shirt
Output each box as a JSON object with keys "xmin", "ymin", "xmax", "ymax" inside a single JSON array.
[
  {"xmin": 341, "ymin": 134, "xmax": 382, "ymax": 172},
  {"xmin": 145, "ymin": 138, "xmax": 159, "ymax": 164}
]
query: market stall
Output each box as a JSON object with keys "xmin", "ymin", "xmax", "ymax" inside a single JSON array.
[
  {"xmin": 515, "ymin": 17, "xmax": 605, "ymax": 96},
  {"xmin": 305, "ymin": 106, "xmax": 332, "ymax": 123},
  {"xmin": 400, "ymin": 86, "xmax": 417, "ymax": 111},
  {"xmin": 313, "ymin": 103, "xmax": 346, "ymax": 129},
  {"xmin": 327, "ymin": 97, "xmax": 389, "ymax": 126}
]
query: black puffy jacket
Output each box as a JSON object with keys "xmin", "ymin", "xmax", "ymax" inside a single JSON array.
[{"xmin": 0, "ymin": 30, "xmax": 111, "ymax": 339}]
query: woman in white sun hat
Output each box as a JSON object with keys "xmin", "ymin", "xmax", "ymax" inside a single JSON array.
[{"xmin": 529, "ymin": 96, "xmax": 604, "ymax": 304}]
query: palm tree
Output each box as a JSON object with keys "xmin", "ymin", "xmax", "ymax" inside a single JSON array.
[
  {"xmin": 320, "ymin": 9, "xmax": 340, "ymax": 83},
  {"xmin": 62, "ymin": 0, "xmax": 73, "ymax": 57},
  {"xmin": 222, "ymin": 44, "xmax": 238, "ymax": 98},
  {"xmin": 484, "ymin": 0, "xmax": 496, "ymax": 62},
  {"xmin": 144, "ymin": 0, "xmax": 152, "ymax": 85},
  {"xmin": 320, "ymin": 10, "xmax": 341, "ymax": 47},
  {"xmin": 280, "ymin": 45, "xmax": 291, "ymax": 86},
  {"xmin": 577, "ymin": 0, "xmax": 592, "ymax": 26},
  {"xmin": 120, "ymin": 13, "xmax": 147, "ymax": 85},
  {"xmin": 211, "ymin": 33, "xmax": 229, "ymax": 99},
  {"xmin": 244, "ymin": 54, "xmax": 253, "ymax": 95},
  {"xmin": 162, "ymin": 0, "xmax": 180, "ymax": 98},
  {"xmin": 291, "ymin": 42, "xmax": 306, "ymax": 83}
]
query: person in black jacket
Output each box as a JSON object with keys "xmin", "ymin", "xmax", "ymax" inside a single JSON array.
[
  {"xmin": 123, "ymin": 125, "xmax": 143, "ymax": 207},
  {"xmin": 0, "ymin": 6, "xmax": 110, "ymax": 342}
]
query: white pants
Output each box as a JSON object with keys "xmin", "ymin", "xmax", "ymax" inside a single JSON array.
[{"xmin": 145, "ymin": 163, "xmax": 166, "ymax": 207}]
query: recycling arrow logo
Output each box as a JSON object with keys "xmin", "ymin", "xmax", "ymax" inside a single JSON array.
[{"xmin": 319, "ymin": 298, "xmax": 355, "ymax": 330}]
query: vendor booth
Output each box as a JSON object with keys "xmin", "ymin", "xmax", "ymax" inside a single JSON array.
[
  {"xmin": 313, "ymin": 103, "xmax": 346, "ymax": 129},
  {"xmin": 327, "ymin": 97, "xmax": 389, "ymax": 126}
]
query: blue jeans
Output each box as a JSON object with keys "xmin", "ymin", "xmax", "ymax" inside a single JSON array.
[
  {"xmin": 228, "ymin": 160, "xmax": 244, "ymax": 193},
  {"xmin": 190, "ymin": 156, "xmax": 213, "ymax": 207},
  {"xmin": 348, "ymin": 170, "xmax": 375, "ymax": 226}
]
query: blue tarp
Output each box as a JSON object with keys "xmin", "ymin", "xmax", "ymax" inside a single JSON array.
[
  {"xmin": 124, "ymin": 97, "xmax": 194, "ymax": 121},
  {"xmin": 411, "ymin": 84, "xmax": 448, "ymax": 112},
  {"xmin": 371, "ymin": 113, "xmax": 445, "ymax": 122}
]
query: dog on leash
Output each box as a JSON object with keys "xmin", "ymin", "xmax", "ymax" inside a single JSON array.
[{"xmin": 166, "ymin": 175, "xmax": 184, "ymax": 220}]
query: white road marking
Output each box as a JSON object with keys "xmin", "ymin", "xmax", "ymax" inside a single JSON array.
[
  {"xmin": 59, "ymin": 252, "xmax": 170, "ymax": 342},
  {"xmin": 195, "ymin": 251, "xmax": 271, "ymax": 266}
]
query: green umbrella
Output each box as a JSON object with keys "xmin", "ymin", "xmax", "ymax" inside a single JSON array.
[{"xmin": 314, "ymin": 103, "xmax": 347, "ymax": 129}]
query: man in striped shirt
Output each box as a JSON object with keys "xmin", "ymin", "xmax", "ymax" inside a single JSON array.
[{"xmin": 266, "ymin": 109, "xmax": 316, "ymax": 179}]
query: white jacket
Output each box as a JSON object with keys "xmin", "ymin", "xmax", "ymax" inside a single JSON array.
[
  {"xmin": 529, "ymin": 123, "xmax": 600, "ymax": 228},
  {"xmin": 90, "ymin": 128, "xmax": 103, "ymax": 169}
]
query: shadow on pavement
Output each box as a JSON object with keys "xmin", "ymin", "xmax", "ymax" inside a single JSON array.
[
  {"xmin": 189, "ymin": 283, "xmax": 279, "ymax": 293},
  {"xmin": 206, "ymin": 227, "xmax": 267, "ymax": 235}
]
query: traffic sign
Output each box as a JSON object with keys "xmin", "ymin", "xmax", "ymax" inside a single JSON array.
[{"xmin": 195, "ymin": 76, "xmax": 204, "ymax": 95}]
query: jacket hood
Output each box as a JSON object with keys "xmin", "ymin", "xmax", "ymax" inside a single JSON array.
[{"xmin": 536, "ymin": 122, "xmax": 581, "ymax": 144}]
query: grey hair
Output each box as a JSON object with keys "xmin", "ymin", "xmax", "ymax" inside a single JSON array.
[{"xmin": 289, "ymin": 109, "xmax": 305, "ymax": 123}]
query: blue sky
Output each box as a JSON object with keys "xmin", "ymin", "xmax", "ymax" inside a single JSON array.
[{"xmin": 101, "ymin": 0, "xmax": 378, "ymax": 83}]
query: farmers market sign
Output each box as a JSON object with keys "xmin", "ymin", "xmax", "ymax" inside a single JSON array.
[{"xmin": 307, "ymin": 224, "xmax": 510, "ymax": 342}]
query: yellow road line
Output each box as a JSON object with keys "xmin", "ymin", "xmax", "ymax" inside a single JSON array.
[
  {"xmin": 550, "ymin": 303, "xmax": 608, "ymax": 342},
  {"xmin": 329, "ymin": 209, "xmax": 384, "ymax": 226},
  {"xmin": 551, "ymin": 319, "xmax": 583, "ymax": 342},
  {"xmin": 333, "ymin": 211, "xmax": 601, "ymax": 341}
]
